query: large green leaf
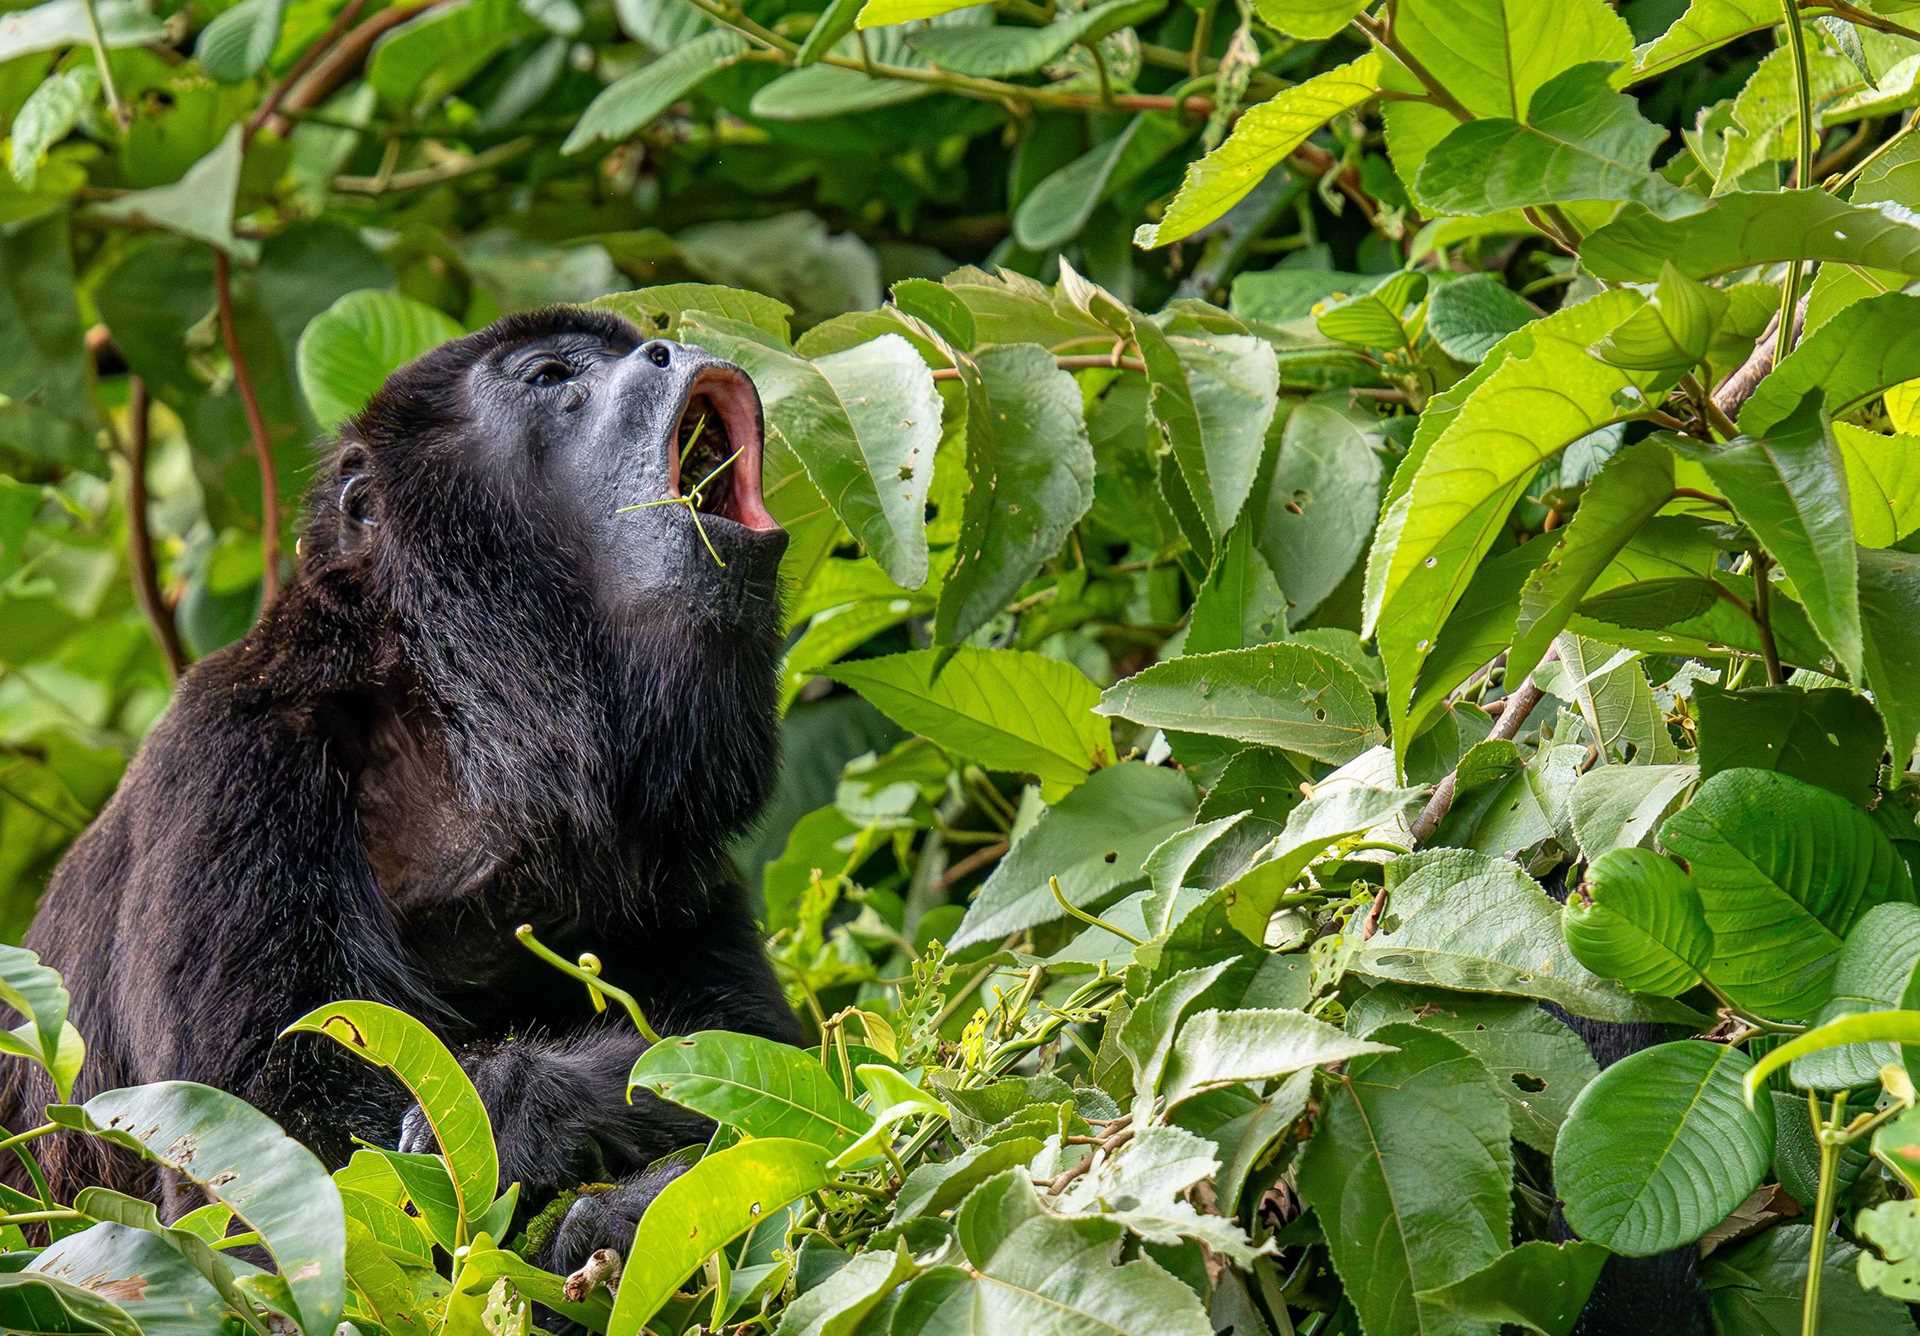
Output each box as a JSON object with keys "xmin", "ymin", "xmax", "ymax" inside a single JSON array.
[
  {"xmin": 608, "ymin": 1138, "xmax": 832, "ymax": 1333},
  {"xmin": 1582, "ymin": 190, "xmax": 1920, "ymax": 282},
  {"xmin": 0, "ymin": 1273, "xmax": 139, "ymax": 1336},
  {"xmin": 905, "ymin": 0, "xmax": 1163, "ymax": 76},
  {"xmin": 1418, "ymin": 62, "xmax": 1701, "ymax": 218},
  {"xmin": 1096, "ymin": 644, "xmax": 1383, "ymax": 764},
  {"xmin": 1355, "ymin": 848, "xmax": 1698, "ymax": 1023},
  {"xmin": 296, "ymin": 289, "xmax": 463, "ymax": 429},
  {"xmin": 1135, "ymin": 321, "xmax": 1279, "ymax": 543},
  {"xmin": 1836, "ymin": 423, "xmax": 1920, "ymax": 550},
  {"xmin": 1697, "ymin": 684, "xmax": 1884, "ymax": 804},
  {"xmin": 629, "ymin": 1031, "xmax": 867, "ymax": 1151},
  {"xmin": 933, "ymin": 342, "xmax": 1095, "ymax": 644},
  {"xmin": 826, "ymin": 648, "xmax": 1110, "ymax": 796},
  {"xmin": 26, "ymin": 1224, "xmax": 264, "ymax": 1336},
  {"xmin": 1134, "ymin": 52, "xmax": 1382, "ymax": 249},
  {"xmin": 1251, "ymin": 0, "xmax": 1369, "ymax": 38},
  {"xmin": 1790, "ymin": 903, "xmax": 1920, "ymax": 1090},
  {"xmin": 1555, "ymin": 1041, "xmax": 1772, "ymax": 1255},
  {"xmin": 196, "ymin": 0, "xmax": 286, "ymax": 82},
  {"xmin": 1562, "ymin": 847, "xmax": 1711, "ymax": 997},
  {"xmin": 1660, "ymin": 768, "xmax": 1915, "ymax": 1019},
  {"xmin": 0, "ymin": 0, "xmax": 162, "ymax": 59},
  {"xmin": 562, "ymin": 30, "xmax": 749, "ymax": 155},
  {"xmin": 1741, "ymin": 292, "xmax": 1920, "ymax": 435},
  {"xmin": 1706, "ymin": 1225, "xmax": 1916, "ymax": 1335},
  {"xmin": 0, "ymin": 941, "xmax": 79, "ymax": 1100},
  {"xmin": 1297, "ymin": 1025, "xmax": 1512, "ymax": 1336},
  {"xmin": 72, "ymin": 1188, "xmax": 272, "ymax": 1334},
  {"xmin": 1216, "ymin": 782, "xmax": 1424, "ymax": 942},
  {"xmin": 1016, "ymin": 115, "xmax": 1190, "ymax": 252},
  {"xmin": 947, "ymin": 762, "xmax": 1197, "ymax": 949},
  {"xmin": 90, "ymin": 127, "xmax": 251, "ymax": 257},
  {"xmin": 366, "ymin": 0, "xmax": 541, "ymax": 107},
  {"xmin": 284, "ymin": 1000, "xmax": 498, "ymax": 1241},
  {"xmin": 49, "ymin": 1082, "xmax": 346, "ymax": 1334},
  {"xmin": 1631, "ymin": 0, "xmax": 1776, "ymax": 80},
  {"xmin": 1160, "ymin": 1008, "xmax": 1391, "ymax": 1110},
  {"xmin": 1568, "ymin": 762, "xmax": 1697, "ymax": 856},
  {"xmin": 890, "ymin": 1171, "xmax": 1213, "ymax": 1336},
  {"xmin": 1859, "ymin": 546, "xmax": 1920, "ymax": 767},
  {"xmin": 1256, "ymin": 402, "xmax": 1385, "ymax": 625},
  {"xmin": 1415, "ymin": 1241, "xmax": 1608, "ymax": 1336}
]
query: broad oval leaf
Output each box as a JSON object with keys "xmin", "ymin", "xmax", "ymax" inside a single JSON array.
[
  {"xmin": 1096, "ymin": 644, "xmax": 1384, "ymax": 765},
  {"xmin": 1744, "ymin": 1009, "xmax": 1920, "ymax": 1103},
  {"xmin": 628, "ymin": 1030, "xmax": 868, "ymax": 1152},
  {"xmin": 1791, "ymin": 903, "xmax": 1920, "ymax": 1090},
  {"xmin": 904, "ymin": 0, "xmax": 1163, "ymax": 76},
  {"xmin": 48, "ymin": 1081, "xmax": 347, "ymax": 1334},
  {"xmin": 1555, "ymin": 1040, "xmax": 1773, "ymax": 1255},
  {"xmin": 561, "ymin": 30, "xmax": 748, "ymax": 155},
  {"xmin": 1660, "ymin": 768, "xmax": 1915, "ymax": 1019},
  {"xmin": 296, "ymin": 289, "xmax": 463, "ymax": 429},
  {"xmin": 0, "ymin": 1272, "xmax": 139, "ymax": 1336},
  {"xmin": 1563, "ymin": 847, "xmax": 1711, "ymax": 996},
  {"xmin": 607, "ymin": 1138, "xmax": 832, "ymax": 1332},
  {"xmin": 284, "ymin": 1000, "xmax": 499, "ymax": 1240}
]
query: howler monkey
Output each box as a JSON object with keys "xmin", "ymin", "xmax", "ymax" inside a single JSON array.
[{"xmin": 2, "ymin": 306, "xmax": 802, "ymax": 1272}]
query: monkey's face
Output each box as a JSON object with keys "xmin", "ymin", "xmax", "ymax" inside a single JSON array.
[{"xmin": 337, "ymin": 309, "xmax": 789, "ymax": 632}]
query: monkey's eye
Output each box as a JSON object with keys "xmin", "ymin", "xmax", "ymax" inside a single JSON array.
[{"xmin": 524, "ymin": 358, "xmax": 575, "ymax": 387}]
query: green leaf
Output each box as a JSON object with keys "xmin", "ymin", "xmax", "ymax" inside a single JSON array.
[
  {"xmin": 795, "ymin": 0, "xmax": 860, "ymax": 62},
  {"xmin": 1631, "ymin": 0, "xmax": 1777, "ymax": 81},
  {"xmin": 1562, "ymin": 847, "xmax": 1712, "ymax": 997},
  {"xmin": 1255, "ymin": 401, "xmax": 1384, "ymax": 625},
  {"xmin": 1859, "ymin": 546, "xmax": 1920, "ymax": 767},
  {"xmin": 1570, "ymin": 766, "xmax": 1697, "ymax": 860},
  {"xmin": 0, "ymin": 1273, "xmax": 139, "ymax": 1336},
  {"xmin": 1697, "ymin": 684, "xmax": 1884, "ymax": 804},
  {"xmin": 1315, "ymin": 271, "xmax": 1427, "ymax": 350},
  {"xmin": 1250, "ymin": 0, "xmax": 1369, "ymax": 39},
  {"xmin": 366, "ymin": 0, "xmax": 541, "ymax": 107},
  {"xmin": 946, "ymin": 762, "xmax": 1198, "ymax": 950},
  {"xmin": 196, "ymin": 0, "xmax": 286, "ymax": 82},
  {"xmin": 1053, "ymin": 1124, "xmax": 1268, "ymax": 1265},
  {"xmin": 1418, "ymin": 62, "xmax": 1701, "ymax": 219},
  {"xmin": 561, "ymin": 30, "xmax": 748, "ymax": 154},
  {"xmin": 1415, "ymin": 1240, "xmax": 1608, "ymax": 1336},
  {"xmin": 1590, "ymin": 263, "xmax": 1730, "ymax": 372},
  {"xmin": 1836, "ymin": 423, "xmax": 1920, "ymax": 549},
  {"xmin": 1135, "ymin": 52, "xmax": 1383, "ymax": 249},
  {"xmin": 1161, "ymin": 1008, "xmax": 1391, "ymax": 1110},
  {"xmin": 1135, "ymin": 321, "xmax": 1280, "ymax": 542},
  {"xmin": 48, "ymin": 1081, "xmax": 346, "ymax": 1333},
  {"xmin": 933, "ymin": 342, "xmax": 1095, "ymax": 645},
  {"xmin": 296, "ymin": 289, "xmax": 463, "ymax": 429},
  {"xmin": 1510, "ymin": 439, "xmax": 1675, "ymax": 684},
  {"xmin": 1556, "ymin": 1041, "xmax": 1772, "ymax": 1255},
  {"xmin": 1789, "ymin": 903, "xmax": 1920, "ymax": 1090},
  {"xmin": 1583, "ymin": 189, "xmax": 1920, "ymax": 282},
  {"xmin": 905, "ymin": 0, "xmax": 1164, "ymax": 76},
  {"xmin": 1364, "ymin": 288, "xmax": 1660, "ymax": 767},
  {"xmin": 1856, "ymin": 1201, "xmax": 1920, "ymax": 1303},
  {"xmin": 1356, "ymin": 847, "xmax": 1699, "ymax": 1023},
  {"xmin": 1217, "ymin": 782, "xmax": 1424, "ymax": 943},
  {"xmin": 1706, "ymin": 1225, "xmax": 1916, "ymax": 1335},
  {"xmin": 72, "ymin": 1188, "xmax": 272, "ymax": 1334},
  {"xmin": 824, "ymin": 648, "xmax": 1111, "ymax": 795},
  {"xmin": 629, "ymin": 1031, "xmax": 868, "ymax": 1152},
  {"xmin": 1296, "ymin": 1025, "xmax": 1512, "ymax": 1336},
  {"xmin": 1119, "ymin": 959, "xmax": 1240, "ymax": 1116},
  {"xmin": 10, "ymin": 70, "xmax": 91, "ymax": 189},
  {"xmin": 773, "ymin": 1241, "xmax": 917, "ymax": 1336},
  {"xmin": 90, "ymin": 126, "xmax": 252, "ymax": 258},
  {"xmin": 890, "ymin": 1171, "xmax": 1213, "ymax": 1336},
  {"xmin": 856, "ymin": 0, "xmax": 977, "ymax": 26},
  {"xmin": 284, "ymin": 1000, "xmax": 499, "ymax": 1240},
  {"xmin": 1744, "ymin": 1009, "xmax": 1920, "ymax": 1100},
  {"xmin": 1016, "ymin": 114, "xmax": 1190, "ymax": 251},
  {"xmin": 1543, "ymin": 634, "xmax": 1677, "ymax": 765},
  {"xmin": 0, "ymin": 942, "xmax": 78, "ymax": 1100},
  {"xmin": 890, "ymin": 1137, "xmax": 1047, "ymax": 1223},
  {"xmin": 1426, "ymin": 273, "xmax": 1539, "ymax": 364},
  {"xmin": 1662, "ymin": 768, "xmax": 1914, "ymax": 1019},
  {"xmin": 0, "ymin": 0, "xmax": 162, "ymax": 59},
  {"xmin": 751, "ymin": 19, "xmax": 969, "ymax": 119},
  {"xmin": 609, "ymin": 1138, "xmax": 833, "ymax": 1333},
  {"xmin": 1741, "ymin": 291, "xmax": 1920, "ymax": 435},
  {"xmin": 25, "ymin": 1224, "xmax": 265, "ymax": 1333},
  {"xmin": 596, "ymin": 284, "xmax": 794, "ymax": 342},
  {"xmin": 1096, "ymin": 644, "xmax": 1385, "ymax": 765},
  {"xmin": 1185, "ymin": 523, "xmax": 1287, "ymax": 654}
]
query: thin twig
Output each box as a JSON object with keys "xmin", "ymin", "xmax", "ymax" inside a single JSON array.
[
  {"xmin": 1753, "ymin": 554, "xmax": 1784, "ymax": 685},
  {"xmin": 332, "ymin": 136, "xmax": 535, "ymax": 195},
  {"xmin": 930, "ymin": 353, "xmax": 1147, "ymax": 382},
  {"xmin": 124, "ymin": 377, "xmax": 187, "ymax": 679},
  {"xmin": 77, "ymin": 0, "xmax": 127, "ymax": 128},
  {"xmin": 247, "ymin": 0, "xmax": 370, "ymax": 142},
  {"xmin": 1776, "ymin": 0, "xmax": 1814, "ymax": 365},
  {"xmin": 935, "ymin": 840, "xmax": 1008, "ymax": 890},
  {"xmin": 1711, "ymin": 298, "xmax": 1807, "ymax": 423},
  {"xmin": 212, "ymin": 249, "xmax": 282, "ymax": 606},
  {"xmin": 277, "ymin": 3, "xmax": 436, "ymax": 126}
]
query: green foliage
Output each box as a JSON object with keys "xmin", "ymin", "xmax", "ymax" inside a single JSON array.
[{"xmin": 11, "ymin": 0, "xmax": 1920, "ymax": 1331}]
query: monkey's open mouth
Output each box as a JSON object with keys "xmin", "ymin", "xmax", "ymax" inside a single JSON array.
[{"xmin": 669, "ymin": 368, "xmax": 781, "ymax": 533}]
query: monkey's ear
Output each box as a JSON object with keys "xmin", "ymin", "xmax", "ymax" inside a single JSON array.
[{"xmin": 336, "ymin": 443, "xmax": 378, "ymax": 551}]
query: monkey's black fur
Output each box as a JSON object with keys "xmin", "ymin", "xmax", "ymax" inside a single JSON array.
[{"xmin": 1, "ymin": 307, "xmax": 802, "ymax": 1270}]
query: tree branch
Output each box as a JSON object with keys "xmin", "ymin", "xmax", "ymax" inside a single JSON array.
[
  {"xmin": 247, "ymin": 0, "xmax": 370, "ymax": 142},
  {"xmin": 212, "ymin": 249, "xmax": 283, "ymax": 606},
  {"xmin": 123, "ymin": 377, "xmax": 187, "ymax": 679}
]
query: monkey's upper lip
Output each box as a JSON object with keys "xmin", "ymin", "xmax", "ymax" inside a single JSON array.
[{"xmin": 669, "ymin": 367, "xmax": 782, "ymax": 535}]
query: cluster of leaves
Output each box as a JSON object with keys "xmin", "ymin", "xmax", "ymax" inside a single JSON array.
[{"xmin": 15, "ymin": 0, "xmax": 1920, "ymax": 1331}]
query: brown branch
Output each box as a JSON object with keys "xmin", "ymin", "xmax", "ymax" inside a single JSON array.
[
  {"xmin": 935, "ymin": 840, "xmax": 1008, "ymax": 890},
  {"xmin": 123, "ymin": 377, "xmax": 187, "ymax": 679},
  {"xmin": 1362, "ymin": 653, "xmax": 1557, "ymax": 939},
  {"xmin": 246, "ymin": 0, "xmax": 370, "ymax": 143},
  {"xmin": 274, "ymin": 2, "xmax": 436, "ymax": 130},
  {"xmin": 1711, "ymin": 296, "xmax": 1808, "ymax": 425},
  {"xmin": 213, "ymin": 249, "xmax": 283, "ymax": 606}
]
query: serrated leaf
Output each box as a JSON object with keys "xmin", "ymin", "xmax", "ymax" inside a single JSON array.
[
  {"xmin": 1356, "ymin": 847, "xmax": 1698, "ymax": 1023},
  {"xmin": 947, "ymin": 762, "xmax": 1198, "ymax": 949},
  {"xmin": 824, "ymin": 648, "xmax": 1111, "ymax": 796},
  {"xmin": 1563, "ymin": 847, "xmax": 1711, "ymax": 996},
  {"xmin": 1250, "ymin": 0, "xmax": 1369, "ymax": 39},
  {"xmin": 1556, "ymin": 1041, "xmax": 1773, "ymax": 1255},
  {"xmin": 1135, "ymin": 321, "xmax": 1279, "ymax": 542},
  {"xmin": 1426, "ymin": 273, "xmax": 1539, "ymax": 364},
  {"xmin": 1315, "ymin": 270, "xmax": 1427, "ymax": 350},
  {"xmin": 1583, "ymin": 190, "xmax": 1920, "ymax": 282},
  {"xmin": 1590, "ymin": 262, "xmax": 1729, "ymax": 372},
  {"xmin": 1418, "ymin": 62, "xmax": 1702, "ymax": 219},
  {"xmin": 1135, "ymin": 52, "xmax": 1382, "ymax": 248},
  {"xmin": 1741, "ymin": 291, "xmax": 1920, "ymax": 435},
  {"xmin": 1836, "ymin": 423, "xmax": 1920, "ymax": 549},
  {"xmin": 296, "ymin": 289, "xmax": 463, "ymax": 428},
  {"xmin": 1096, "ymin": 644, "xmax": 1384, "ymax": 765},
  {"xmin": 1217, "ymin": 783, "xmax": 1424, "ymax": 943},
  {"xmin": 773, "ymin": 1242, "xmax": 917, "ymax": 1336},
  {"xmin": 1256, "ymin": 400, "xmax": 1384, "ymax": 625},
  {"xmin": 596, "ymin": 283, "xmax": 794, "ymax": 341},
  {"xmin": 1415, "ymin": 1240, "xmax": 1608, "ymax": 1336},
  {"xmin": 1297, "ymin": 1025, "xmax": 1512, "ymax": 1336},
  {"xmin": 1660, "ymin": 768, "xmax": 1916, "ymax": 1019},
  {"xmin": 629, "ymin": 1031, "xmax": 868, "ymax": 1151},
  {"xmin": 1632, "ymin": 0, "xmax": 1777, "ymax": 81},
  {"xmin": 562, "ymin": 30, "xmax": 748, "ymax": 154},
  {"xmin": 1161, "ymin": 1007, "xmax": 1392, "ymax": 1110}
]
